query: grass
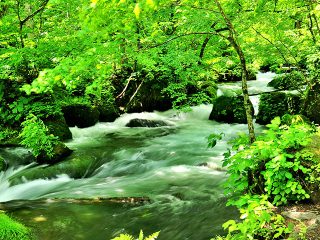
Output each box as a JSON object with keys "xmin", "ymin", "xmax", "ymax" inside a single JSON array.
[{"xmin": 0, "ymin": 212, "xmax": 33, "ymax": 240}]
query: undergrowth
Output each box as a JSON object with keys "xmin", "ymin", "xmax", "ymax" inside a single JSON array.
[{"xmin": 211, "ymin": 114, "xmax": 318, "ymax": 239}]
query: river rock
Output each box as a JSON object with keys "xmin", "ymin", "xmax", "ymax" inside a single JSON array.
[
  {"xmin": 125, "ymin": 118, "xmax": 171, "ymax": 128},
  {"xmin": 62, "ymin": 104, "xmax": 99, "ymax": 128},
  {"xmin": 256, "ymin": 92, "xmax": 302, "ymax": 125},
  {"xmin": 97, "ymin": 104, "xmax": 120, "ymax": 122},
  {"xmin": 43, "ymin": 116, "xmax": 72, "ymax": 140},
  {"xmin": 23, "ymin": 154, "xmax": 98, "ymax": 180},
  {"xmin": 36, "ymin": 142, "xmax": 73, "ymax": 165},
  {"xmin": 282, "ymin": 211, "xmax": 319, "ymax": 221},
  {"xmin": 267, "ymin": 71, "xmax": 305, "ymax": 90},
  {"xmin": 209, "ymin": 95, "xmax": 254, "ymax": 124}
]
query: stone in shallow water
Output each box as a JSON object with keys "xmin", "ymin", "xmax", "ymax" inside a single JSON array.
[{"xmin": 125, "ymin": 118, "xmax": 171, "ymax": 128}]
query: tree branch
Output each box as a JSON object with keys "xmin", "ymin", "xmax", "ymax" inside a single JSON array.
[
  {"xmin": 146, "ymin": 28, "xmax": 228, "ymax": 49},
  {"xmin": 252, "ymin": 27, "xmax": 289, "ymax": 65},
  {"xmin": 20, "ymin": 0, "xmax": 49, "ymax": 25},
  {"xmin": 126, "ymin": 80, "xmax": 144, "ymax": 110}
]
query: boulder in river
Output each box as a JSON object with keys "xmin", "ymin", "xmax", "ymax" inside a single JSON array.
[
  {"xmin": 36, "ymin": 142, "xmax": 73, "ymax": 165},
  {"xmin": 23, "ymin": 154, "xmax": 96, "ymax": 180},
  {"xmin": 126, "ymin": 118, "xmax": 171, "ymax": 128},
  {"xmin": 97, "ymin": 103, "xmax": 120, "ymax": 122},
  {"xmin": 62, "ymin": 104, "xmax": 100, "ymax": 128},
  {"xmin": 256, "ymin": 92, "xmax": 302, "ymax": 125},
  {"xmin": 267, "ymin": 71, "xmax": 305, "ymax": 90},
  {"xmin": 209, "ymin": 95, "xmax": 254, "ymax": 124},
  {"xmin": 43, "ymin": 116, "xmax": 72, "ymax": 141}
]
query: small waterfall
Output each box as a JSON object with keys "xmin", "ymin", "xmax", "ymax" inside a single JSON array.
[
  {"xmin": 218, "ymin": 71, "xmax": 276, "ymax": 114},
  {"xmin": 0, "ymin": 164, "xmax": 72, "ymax": 203}
]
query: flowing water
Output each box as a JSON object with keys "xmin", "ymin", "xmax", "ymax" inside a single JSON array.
[{"xmin": 0, "ymin": 72, "xmax": 275, "ymax": 240}]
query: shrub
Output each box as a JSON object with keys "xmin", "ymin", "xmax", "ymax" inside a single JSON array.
[
  {"xmin": 224, "ymin": 116, "xmax": 316, "ymax": 206},
  {"xmin": 19, "ymin": 114, "xmax": 59, "ymax": 157},
  {"xmin": 222, "ymin": 195, "xmax": 293, "ymax": 240},
  {"xmin": 212, "ymin": 115, "xmax": 317, "ymax": 239}
]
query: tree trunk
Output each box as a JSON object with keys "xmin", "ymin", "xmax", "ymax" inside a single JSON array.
[{"xmin": 214, "ymin": 0, "xmax": 256, "ymax": 143}]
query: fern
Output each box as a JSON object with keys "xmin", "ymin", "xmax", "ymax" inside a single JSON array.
[
  {"xmin": 111, "ymin": 230, "xmax": 160, "ymax": 240},
  {"xmin": 111, "ymin": 233, "xmax": 134, "ymax": 240}
]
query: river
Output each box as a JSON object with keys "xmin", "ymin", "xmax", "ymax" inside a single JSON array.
[{"xmin": 0, "ymin": 72, "xmax": 276, "ymax": 240}]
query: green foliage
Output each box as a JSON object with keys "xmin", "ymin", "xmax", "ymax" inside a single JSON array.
[
  {"xmin": 0, "ymin": 213, "xmax": 32, "ymax": 240},
  {"xmin": 112, "ymin": 230, "xmax": 160, "ymax": 240},
  {"xmin": 1, "ymin": 96, "xmax": 30, "ymax": 124},
  {"xmin": 224, "ymin": 116, "xmax": 316, "ymax": 206},
  {"xmin": 222, "ymin": 195, "xmax": 294, "ymax": 240},
  {"xmin": 19, "ymin": 114, "xmax": 59, "ymax": 158},
  {"xmin": 0, "ymin": 128, "xmax": 19, "ymax": 142},
  {"xmin": 28, "ymin": 101, "xmax": 62, "ymax": 119},
  {"xmin": 267, "ymin": 71, "xmax": 305, "ymax": 90},
  {"xmin": 207, "ymin": 133, "xmax": 224, "ymax": 148},
  {"xmin": 214, "ymin": 115, "xmax": 318, "ymax": 239}
]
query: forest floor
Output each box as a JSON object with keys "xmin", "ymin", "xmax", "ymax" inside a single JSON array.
[{"xmin": 279, "ymin": 203, "xmax": 320, "ymax": 240}]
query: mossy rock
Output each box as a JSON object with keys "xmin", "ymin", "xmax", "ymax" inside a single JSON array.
[
  {"xmin": 301, "ymin": 132, "xmax": 320, "ymax": 203},
  {"xmin": 0, "ymin": 213, "xmax": 32, "ymax": 240},
  {"xmin": 267, "ymin": 71, "xmax": 305, "ymax": 90},
  {"xmin": 36, "ymin": 142, "xmax": 73, "ymax": 165},
  {"xmin": 62, "ymin": 104, "xmax": 99, "ymax": 128},
  {"xmin": 97, "ymin": 104, "xmax": 120, "ymax": 122},
  {"xmin": 209, "ymin": 95, "xmax": 254, "ymax": 124},
  {"xmin": 22, "ymin": 155, "xmax": 98, "ymax": 180},
  {"xmin": 256, "ymin": 92, "xmax": 302, "ymax": 125},
  {"xmin": 0, "ymin": 128, "xmax": 21, "ymax": 147},
  {"xmin": 304, "ymin": 82, "xmax": 320, "ymax": 124},
  {"xmin": 43, "ymin": 116, "xmax": 72, "ymax": 141}
]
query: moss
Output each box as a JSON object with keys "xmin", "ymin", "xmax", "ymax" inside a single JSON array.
[
  {"xmin": 209, "ymin": 95, "xmax": 254, "ymax": 124},
  {"xmin": 0, "ymin": 128, "xmax": 21, "ymax": 147},
  {"xmin": 21, "ymin": 155, "xmax": 97, "ymax": 180},
  {"xmin": 0, "ymin": 213, "xmax": 32, "ymax": 240},
  {"xmin": 256, "ymin": 92, "xmax": 302, "ymax": 125},
  {"xmin": 43, "ymin": 116, "xmax": 72, "ymax": 141},
  {"xmin": 267, "ymin": 71, "xmax": 305, "ymax": 90},
  {"xmin": 303, "ymin": 132, "xmax": 320, "ymax": 162}
]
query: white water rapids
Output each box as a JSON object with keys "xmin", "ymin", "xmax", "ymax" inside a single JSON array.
[{"xmin": 0, "ymin": 72, "xmax": 276, "ymax": 240}]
